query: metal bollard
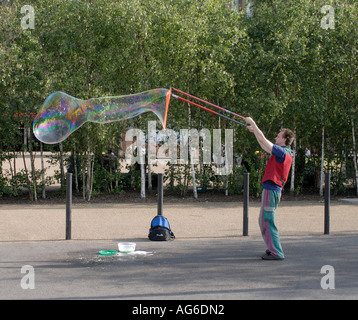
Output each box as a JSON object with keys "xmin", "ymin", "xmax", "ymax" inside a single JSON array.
[
  {"xmin": 66, "ymin": 172, "xmax": 72, "ymax": 240},
  {"xmin": 324, "ymin": 172, "xmax": 330, "ymax": 235},
  {"xmin": 243, "ymin": 173, "xmax": 249, "ymax": 236},
  {"xmin": 157, "ymin": 173, "xmax": 163, "ymax": 217}
]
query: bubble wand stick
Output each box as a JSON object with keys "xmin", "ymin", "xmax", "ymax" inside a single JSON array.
[
  {"xmin": 167, "ymin": 88, "xmax": 247, "ymax": 128},
  {"xmin": 171, "ymin": 87, "xmax": 246, "ymax": 120}
]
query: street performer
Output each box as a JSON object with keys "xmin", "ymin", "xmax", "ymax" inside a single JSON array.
[{"xmin": 245, "ymin": 117, "xmax": 295, "ymax": 260}]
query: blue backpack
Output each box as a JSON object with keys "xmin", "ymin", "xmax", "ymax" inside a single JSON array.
[{"xmin": 148, "ymin": 216, "xmax": 175, "ymax": 241}]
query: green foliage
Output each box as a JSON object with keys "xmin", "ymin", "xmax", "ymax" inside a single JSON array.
[
  {"xmin": 1, "ymin": 0, "xmax": 358, "ymax": 198},
  {"xmin": 164, "ymin": 163, "xmax": 192, "ymax": 197}
]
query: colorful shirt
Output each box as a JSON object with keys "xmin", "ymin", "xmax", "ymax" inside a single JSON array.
[{"xmin": 262, "ymin": 145, "xmax": 293, "ymax": 192}]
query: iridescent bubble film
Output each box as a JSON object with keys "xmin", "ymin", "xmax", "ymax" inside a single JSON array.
[{"xmin": 33, "ymin": 88, "xmax": 169, "ymax": 144}]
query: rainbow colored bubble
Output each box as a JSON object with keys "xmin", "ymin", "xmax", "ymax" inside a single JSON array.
[{"xmin": 33, "ymin": 88, "xmax": 171, "ymax": 144}]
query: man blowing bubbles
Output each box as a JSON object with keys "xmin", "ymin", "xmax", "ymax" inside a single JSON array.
[{"xmin": 245, "ymin": 117, "xmax": 295, "ymax": 260}]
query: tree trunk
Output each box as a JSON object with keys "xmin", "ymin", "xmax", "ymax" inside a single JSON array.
[
  {"xmin": 319, "ymin": 127, "xmax": 325, "ymax": 196},
  {"xmin": 290, "ymin": 131, "xmax": 296, "ymax": 195},
  {"xmin": 86, "ymin": 145, "xmax": 92, "ymax": 201},
  {"xmin": 73, "ymin": 143, "xmax": 79, "ymax": 193},
  {"xmin": 82, "ymin": 168, "xmax": 86, "ymax": 200},
  {"xmin": 140, "ymin": 147, "xmax": 146, "ymax": 199},
  {"xmin": 88, "ymin": 152, "xmax": 94, "ymax": 201},
  {"xmin": 29, "ymin": 148, "xmax": 37, "ymax": 202},
  {"xmin": 351, "ymin": 117, "xmax": 358, "ymax": 195},
  {"xmin": 40, "ymin": 142, "xmax": 46, "ymax": 199},
  {"xmin": 140, "ymin": 162, "xmax": 146, "ymax": 199},
  {"xmin": 59, "ymin": 142, "xmax": 65, "ymax": 190},
  {"xmin": 22, "ymin": 150, "xmax": 33, "ymax": 201},
  {"xmin": 147, "ymin": 162, "xmax": 152, "ymax": 191},
  {"xmin": 190, "ymin": 145, "xmax": 198, "ymax": 199}
]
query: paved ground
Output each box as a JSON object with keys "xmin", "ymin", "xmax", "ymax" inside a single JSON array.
[
  {"xmin": 0, "ymin": 200, "xmax": 357, "ymax": 300},
  {"xmin": 1, "ymin": 236, "xmax": 357, "ymax": 300},
  {"xmin": 1, "ymin": 200, "xmax": 358, "ymax": 241}
]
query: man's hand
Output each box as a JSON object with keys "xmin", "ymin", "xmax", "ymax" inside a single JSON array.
[
  {"xmin": 245, "ymin": 117, "xmax": 255, "ymax": 133},
  {"xmin": 244, "ymin": 117, "xmax": 255, "ymax": 126},
  {"xmin": 244, "ymin": 117, "xmax": 273, "ymax": 154}
]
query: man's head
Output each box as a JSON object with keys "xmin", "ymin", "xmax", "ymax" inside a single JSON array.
[{"xmin": 275, "ymin": 128, "xmax": 295, "ymax": 147}]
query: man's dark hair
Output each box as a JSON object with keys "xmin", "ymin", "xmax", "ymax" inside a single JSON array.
[{"xmin": 281, "ymin": 128, "xmax": 295, "ymax": 146}]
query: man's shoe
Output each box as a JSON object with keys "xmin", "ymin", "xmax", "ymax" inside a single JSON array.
[{"xmin": 261, "ymin": 253, "xmax": 284, "ymax": 260}]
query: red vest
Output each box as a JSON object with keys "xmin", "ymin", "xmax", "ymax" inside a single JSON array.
[{"xmin": 262, "ymin": 148, "xmax": 293, "ymax": 187}]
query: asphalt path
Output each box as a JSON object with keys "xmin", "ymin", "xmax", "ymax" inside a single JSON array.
[{"xmin": 1, "ymin": 235, "xmax": 357, "ymax": 300}]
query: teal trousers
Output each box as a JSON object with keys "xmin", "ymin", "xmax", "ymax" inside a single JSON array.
[{"xmin": 259, "ymin": 188, "xmax": 284, "ymax": 259}]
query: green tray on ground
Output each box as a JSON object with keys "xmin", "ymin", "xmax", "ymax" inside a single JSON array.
[{"xmin": 98, "ymin": 250, "xmax": 118, "ymax": 256}]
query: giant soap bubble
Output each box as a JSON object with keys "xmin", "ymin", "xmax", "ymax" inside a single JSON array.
[{"xmin": 33, "ymin": 88, "xmax": 171, "ymax": 144}]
